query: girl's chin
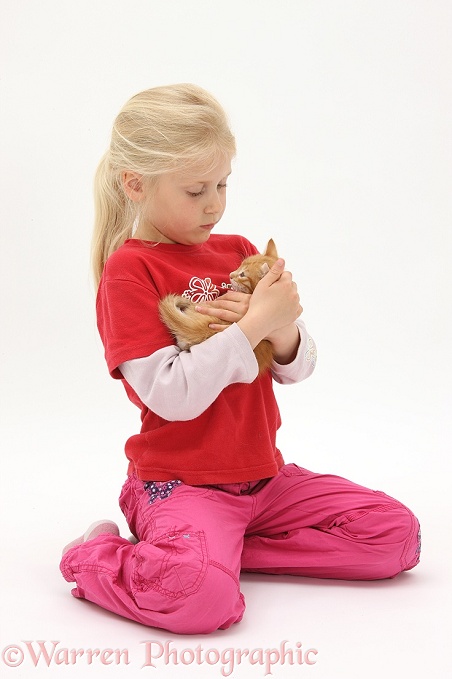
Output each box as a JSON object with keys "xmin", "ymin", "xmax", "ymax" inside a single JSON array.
[{"xmin": 199, "ymin": 223, "xmax": 215, "ymax": 232}]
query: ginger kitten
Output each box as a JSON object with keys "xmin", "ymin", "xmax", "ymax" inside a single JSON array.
[{"xmin": 159, "ymin": 239, "xmax": 278, "ymax": 374}]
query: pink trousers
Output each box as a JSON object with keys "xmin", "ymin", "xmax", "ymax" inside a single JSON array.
[{"xmin": 60, "ymin": 464, "xmax": 420, "ymax": 634}]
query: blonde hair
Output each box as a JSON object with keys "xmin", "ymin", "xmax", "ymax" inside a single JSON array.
[{"xmin": 91, "ymin": 84, "xmax": 236, "ymax": 287}]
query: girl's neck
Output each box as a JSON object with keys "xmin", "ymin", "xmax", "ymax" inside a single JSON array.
[{"xmin": 134, "ymin": 223, "xmax": 174, "ymax": 244}]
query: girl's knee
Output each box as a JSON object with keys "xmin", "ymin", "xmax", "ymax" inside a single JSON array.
[
  {"xmin": 342, "ymin": 500, "xmax": 421, "ymax": 579},
  {"xmin": 132, "ymin": 553, "xmax": 245, "ymax": 634},
  {"xmin": 396, "ymin": 506, "xmax": 421, "ymax": 572},
  {"xmin": 377, "ymin": 503, "xmax": 421, "ymax": 576},
  {"xmin": 171, "ymin": 563, "xmax": 245, "ymax": 634}
]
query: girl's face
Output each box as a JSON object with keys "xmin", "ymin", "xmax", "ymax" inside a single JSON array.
[{"xmin": 129, "ymin": 157, "xmax": 232, "ymax": 245}]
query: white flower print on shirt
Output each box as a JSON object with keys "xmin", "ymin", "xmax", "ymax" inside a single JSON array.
[
  {"xmin": 182, "ymin": 277, "xmax": 220, "ymax": 303},
  {"xmin": 305, "ymin": 337, "xmax": 317, "ymax": 366}
]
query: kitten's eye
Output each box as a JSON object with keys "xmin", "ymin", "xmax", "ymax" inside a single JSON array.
[{"xmin": 239, "ymin": 272, "xmax": 246, "ymax": 278}]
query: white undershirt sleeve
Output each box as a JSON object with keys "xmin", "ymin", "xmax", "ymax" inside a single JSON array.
[
  {"xmin": 119, "ymin": 322, "xmax": 258, "ymax": 421},
  {"xmin": 119, "ymin": 318, "xmax": 316, "ymax": 422}
]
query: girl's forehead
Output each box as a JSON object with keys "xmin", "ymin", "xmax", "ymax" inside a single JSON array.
[{"xmin": 174, "ymin": 158, "xmax": 232, "ymax": 183}]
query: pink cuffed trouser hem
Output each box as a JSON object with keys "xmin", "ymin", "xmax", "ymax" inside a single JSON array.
[{"xmin": 60, "ymin": 464, "xmax": 421, "ymax": 634}]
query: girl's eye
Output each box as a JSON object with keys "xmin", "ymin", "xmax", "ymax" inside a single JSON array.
[{"xmin": 186, "ymin": 183, "xmax": 227, "ymax": 198}]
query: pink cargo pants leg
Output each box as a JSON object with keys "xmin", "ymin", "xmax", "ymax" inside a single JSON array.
[
  {"xmin": 60, "ymin": 475, "xmax": 249, "ymax": 634},
  {"xmin": 241, "ymin": 464, "xmax": 421, "ymax": 580}
]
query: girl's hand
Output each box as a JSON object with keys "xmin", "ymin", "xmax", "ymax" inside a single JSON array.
[
  {"xmin": 195, "ymin": 291, "xmax": 251, "ymax": 331},
  {"xmin": 250, "ymin": 259, "xmax": 302, "ymax": 335},
  {"xmin": 238, "ymin": 259, "xmax": 303, "ymax": 348}
]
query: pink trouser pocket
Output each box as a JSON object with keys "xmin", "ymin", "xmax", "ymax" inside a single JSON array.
[{"xmin": 131, "ymin": 529, "xmax": 209, "ymax": 602}]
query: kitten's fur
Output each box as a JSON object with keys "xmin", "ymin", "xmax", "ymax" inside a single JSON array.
[{"xmin": 159, "ymin": 239, "xmax": 278, "ymax": 374}]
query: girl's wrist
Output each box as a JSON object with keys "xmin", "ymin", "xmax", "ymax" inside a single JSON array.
[
  {"xmin": 267, "ymin": 323, "xmax": 300, "ymax": 365},
  {"xmin": 237, "ymin": 314, "xmax": 269, "ymax": 349}
]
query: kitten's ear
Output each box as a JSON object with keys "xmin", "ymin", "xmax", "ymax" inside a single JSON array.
[
  {"xmin": 260, "ymin": 262, "xmax": 270, "ymax": 277},
  {"xmin": 264, "ymin": 238, "xmax": 278, "ymax": 259}
]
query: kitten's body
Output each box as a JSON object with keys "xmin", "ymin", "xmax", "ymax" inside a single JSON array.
[{"xmin": 159, "ymin": 239, "xmax": 278, "ymax": 374}]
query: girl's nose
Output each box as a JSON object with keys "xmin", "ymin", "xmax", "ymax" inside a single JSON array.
[{"xmin": 204, "ymin": 192, "xmax": 223, "ymax": 214}]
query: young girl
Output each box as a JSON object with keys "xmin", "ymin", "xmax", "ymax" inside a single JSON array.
[{"xmin": 60, "ymin": 84, "xmax": 420, "ymax": 635}]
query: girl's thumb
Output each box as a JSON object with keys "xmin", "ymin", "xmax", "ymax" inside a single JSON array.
[{"xmin": 265, "ymin": 258, "xmax": 285, "ymax": 283}]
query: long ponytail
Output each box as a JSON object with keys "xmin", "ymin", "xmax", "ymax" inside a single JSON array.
[{"xmin": 91, "ymin": 152, "xmax": 135, "ymax": 288}]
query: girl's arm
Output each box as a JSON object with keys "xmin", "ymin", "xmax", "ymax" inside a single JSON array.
[
  {"xmin": 195, "ymin": 260, "xmax": 316, "ymax": 384},
  {"xmin": 199, "ymin": 290, "xmax": 303, "ymax": 366},
  {"xmin": 120, "ymin": 317, "xmax": 316, "ymax": 421},
  {"xmin": 119, "ymin": 322, "xmax": 258, "ymax": 421},
  {"xmin": 270, "ymin": 319, "xmax": 317, "ymax": 384}
]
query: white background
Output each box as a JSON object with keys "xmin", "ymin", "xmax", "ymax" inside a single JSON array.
[{"xmin": 1, "ymin": 1, "xmax": 451, "ymax": 677}]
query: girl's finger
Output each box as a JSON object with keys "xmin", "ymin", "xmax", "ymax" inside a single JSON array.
[
  {"xmin": 196, "ymin": 302, "xmax": 233, "ymax": 313},
  {"xmin": 196, "ymin": 301, "xmax": 247, "ymax": 316},
  {"xmin": 197, "ymin": 294, "xmax": 249, "ymax": 310},
  {"xmin": 217, "ymin": 291, "xmax": 249, "ymax": 302}
]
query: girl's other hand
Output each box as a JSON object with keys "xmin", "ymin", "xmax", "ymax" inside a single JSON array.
[
  {"xmin": 195, "ymin": 291, "xmax": 251, "ymax": 331},
  {"xmin": 250, "ymin": 259, "xmax": 302, "ymax": 335},
  {"xmin": 238, "ymin": 259, "xmax": 302, "ymax": 347}
]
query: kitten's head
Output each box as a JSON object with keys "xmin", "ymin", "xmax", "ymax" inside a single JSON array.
[{"xmin": 230, "ymin": 238, "xmax": 278, "ymax": 293}]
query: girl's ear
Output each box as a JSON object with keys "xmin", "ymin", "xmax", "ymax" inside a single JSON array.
[
  {"xmin": 264, "ymin": 238, "xmax": 278, "ymax": 259},
  {"xmin": 122, "ymin": 172, "xmax": 145, "ymax": 202}
]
